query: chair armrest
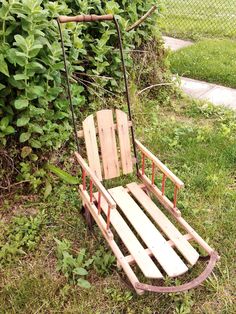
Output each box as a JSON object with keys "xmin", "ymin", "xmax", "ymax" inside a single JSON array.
[
  {"xmin": 75, "ymin": 152, "xmax": 116, "ymax": 209},
  {"xmin": 135, "ymin": 139, "xmax": 184, "ymax": 189}
]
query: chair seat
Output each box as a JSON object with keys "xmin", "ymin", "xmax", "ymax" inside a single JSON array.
[{"xmin": 95, "ymin": 182, "xmax": 199, "ymax": 278}]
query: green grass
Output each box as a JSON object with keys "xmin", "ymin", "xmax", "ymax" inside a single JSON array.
[
  {"xmin": 169, "ymin": 39, "xmax": 236, "ymax": 88},
  {"xmin": 1, "ymin": 97, "xmax": 236, "ymax": 313},
  {"xmin": 160, "ymin": 0, "xmax": 236, "ymax": 39}
]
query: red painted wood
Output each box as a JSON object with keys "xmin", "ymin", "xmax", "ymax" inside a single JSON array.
[
  {"xmin": 142, "ymin": 153, "xmax": 145, "ymax": 175},
  {"xmin": 151, "ymin": 162, "xmax": 155, "ymax": 185},
  {"xmin": 89, "ymin": 179, "xmax": 93, "ymax": 202},
  {"xmin": 82, "ymin": 169, "xmax": 86, "ymax": 190},
  {"xmin": 173, "ymin": 186, "xmax": 178, "ymax": 208},
  {"xmin": 161, "ymin": 174, "xmax": 167, "ymax": 195}
]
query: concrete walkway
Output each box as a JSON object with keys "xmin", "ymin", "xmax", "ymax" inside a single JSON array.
[
  {"xmin": 163, "ymin": 36, "xmax": 193, "ymax": 51},
  {"xmin": 164, "ymin": 36, "xmax": 236, "ymax": 110},
  {"xmin": 180, "ymin": 77, "xmax": 236, "ymax": 110}
]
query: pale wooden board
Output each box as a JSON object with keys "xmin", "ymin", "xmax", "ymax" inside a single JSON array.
[
  {"xmin": 116, "ymin": 109, "xmax": 133, "ymax": 174},
  {"xmin": 79, "ymin": 187, "xmax": 144, "ymax": 294},
  {"xmin": 77, "ymin": 121, "xmax": 132, "ymax": 138},
  {"xmin": 109, "ymin": 186, "xmax": 189, "ymax": 277},
  {"xmin": 127, "ymin": 183, "xmax": 199, "ymax": 266},
  {"xmin": 96, "ymin": 110, "xmax": 120, "ymax": 179},
  {"xmin": 83, "ymin": 114, "xmax": 102, "ymax": 181},
  {"xmin": 94, "ymin": 192, "xmax": 163, "ymax": 279},
  {"xmin": 125, "ymin": 234, "xmax": 193, "ymax": 265}
]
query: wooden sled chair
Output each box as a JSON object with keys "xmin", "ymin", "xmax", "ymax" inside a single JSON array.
[
  {"xmin": 57, "ymin": 14, "xmax": 219, "ymax": 294},
  {"xmin": 75, "ymin": 108, "xmax": 219, "ymax": 295}
]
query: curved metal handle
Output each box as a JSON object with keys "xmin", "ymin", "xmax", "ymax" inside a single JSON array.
[
  {"xmin": 58, "ymin": 14, "xmax": 114, "ymax": 24},
  {"xmin": 135, "ymin": 251, "xmax": 219, "ymax": 293}
]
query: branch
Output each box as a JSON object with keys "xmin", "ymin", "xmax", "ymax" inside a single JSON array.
[
  {"xmin": 137, "ymin": 83, "xmax": 173, "ymax": 95},
  {"xmin": 126, "ymin": 5, "xmax": 157, "ymax": 32},
  {"xmin": 0, "ymin": 180, "xmax": 30, "ymax": 191}
]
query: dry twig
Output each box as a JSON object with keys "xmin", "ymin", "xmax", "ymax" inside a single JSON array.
[
  {"xmin": 137, "ymin": 83, "xmax": 173, "ymax": 95},
  {"xmin": 126, "ymin": 5, "xmax": 157, "ymax": 32}
]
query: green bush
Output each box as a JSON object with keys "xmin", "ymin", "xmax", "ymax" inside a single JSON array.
[{"xmin": 0, "ymin": 0, "xmax": 160, "ymax": 151}]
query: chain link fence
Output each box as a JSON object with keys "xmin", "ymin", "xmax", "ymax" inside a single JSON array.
[{"xmin": 160, "ymin": 0, "xmax": 236, "ymax": 39}]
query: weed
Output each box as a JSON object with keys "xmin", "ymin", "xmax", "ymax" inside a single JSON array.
[
  {"xmin": 0, "ymin": 211, "xmax": 46, "ymax": 266},
  {"xmin": 93, "ymin": 246, "xmax": 116, "ymax": 276},
  {"xmin": 105, "ymin": 287, "xmax": 133, "ymax": 303},
  {"xmin": 55, "ymin": 238, "xmax": 93, "ymax": 289}
]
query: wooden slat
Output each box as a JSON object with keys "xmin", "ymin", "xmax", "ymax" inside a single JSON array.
[
  {"xmin": 97, "ymin": 110, "xmax": 120, "ymax": 179},
  {"xmin": 83, "ymin": 114, "xmax": 102, "ymax": 180},
  {"xmin": 116, "ymin": 109, "xmax": 133, "ymax": 174},
  {"xmin": 77, "ymin": 121, "xmax": 132, "ymax": 138},
  {"xmin": 94, "ymin": 192, "xmax": 163, "ymax": 279},
  {"xmin": 135, "ymin": 139, "xmax": 184, "ymax": 189},
  {"xmin": 125, "ymin": 234, "xmax": 193, "ymax": 265},
  {"xmin": 127, "ymin": 183, "xmax": 199, "ymax": 266},
  {"xmin": 109, "ymin": 186, "xmax": 188, "ymax": 277},
  {"xmin": 79, "ymin": 187, "xmax": 144, "ymax": 295}
]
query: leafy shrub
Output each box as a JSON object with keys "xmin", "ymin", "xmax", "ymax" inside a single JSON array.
[
  {"xmin": 0, "ymin": 0, "xmax": 160, "ymax": 151},
  {"xmin": 55, "ymin": 238, "xmax": 93, "ymax": 289},
  {"xmin": 0, "ymin": 211, "xmax": 46, "ymax": 266},
  {"xmin": 93, "ymin": 245, "xmax": 115, "ymax": 276}
]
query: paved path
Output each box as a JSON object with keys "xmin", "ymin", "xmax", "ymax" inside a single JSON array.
[
  {"xmin": 164, "ymin": 36, "xmax": 236, "ymax": 109},
  {"xmin": 163, "ymin": 36, "xmax": 193, "ymax": 51},
  {"xmin": 180, "ymin": 77, "xmax": 236, "ymax": 110}
]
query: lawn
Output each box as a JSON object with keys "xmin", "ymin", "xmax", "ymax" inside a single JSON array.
[
  {"xmin": 160, "ymin": 0, "xmax": 236, "ymax": 39},
  {"xmin": 1, "ymin": 96, "xmax": 236, "ymax": 313},
  {"xmin": 169, "ymin": 39, "xmax": 236, "ymax": 89}
]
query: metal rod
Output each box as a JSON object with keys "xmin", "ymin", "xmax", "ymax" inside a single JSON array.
[
  {"xmin": 113, "ymin": 17, "xmax": 139, "ymax": 176},
  {"xmin": 57, "ymin": 19, "xmax": 80, "ymax": 153}
]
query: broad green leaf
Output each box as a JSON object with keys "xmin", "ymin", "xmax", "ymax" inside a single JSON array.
[
  {"xmin": 17, "ymin": 115, "xmax": 30, "ymax": 127},
  {"xmin": 0, "ymin": 54, "xmax": 9, "ymax": 77},
  {"xmin": 44, "ymin": 181, "xmax": 52, "ymax": 199},
  {"xmin": 7, "ymin": 49, "xmax": 27, "ymax": 67},
  {"xmin": 0, "ymin": 83, "xmax": 5, "ymax": 91},
  {"xmin": 29, "ymin": 124, "xmax": 43, "ymax": 134},
  {"xmin": 29, "ymin": 44, "xmax": 43, "ymax": 58},
  {"xmin": 77, "ymin": 278, "xmax": 91, "ymax": 289},
  {"xmin": 8, "ymin": 76, "xmax": 26, "ymax": 89},
  {"xmin": 14, "ymin": 98, "xmax": 29, "ymax": 110},
  {"xmin": 47, "ymin": 164, "xmax": 80, "ymax": 185},
  {"xmin": 19, "ymin": 132, "xmax": 31, "ymax": 143},
  {"xmin": 14, "ymin": 34, "xmax": 27, "ymax": 51},
  {"xmin": 0, "ymin": 116, "xmax": 10, "ymax": 131},
  {"xmin": 73, "ymin": 267, "xmax": 88, "ymax": 276},
  {"xmin": 21, "ymin": 146, "xmax": 32, "ymax": 158},
  {"xmin": 27, "ymin": 85, "xmax": 44, "ymax": 98},
  {"xmin": 4, "ymin": 126, "xmax": 15, "ymax": 135},
  {"xmin": 30, "ymin": 154, "xmax": 38, "ymax": 161},
  {"xmin": 29, "ymin": 139, "xmax": 42, "ymax": 148},
  {"xmin": 14, "ymin": 74, "xmax": 28, "ymax": 81}
]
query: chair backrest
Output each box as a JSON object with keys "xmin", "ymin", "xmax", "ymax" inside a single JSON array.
[{"xmin": 78, "ymin": 109, "xmax": 134, "ymax": 181}]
